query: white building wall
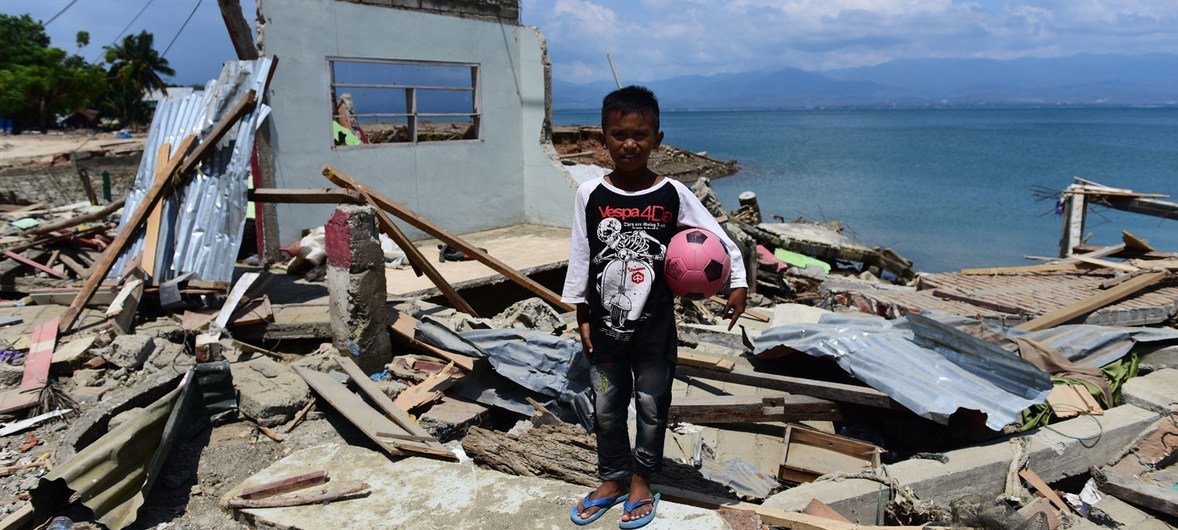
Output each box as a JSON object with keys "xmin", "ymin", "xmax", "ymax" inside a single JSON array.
[{"xmin": 260, "ymin": 0, "xmax": 574, "ymax": 244}]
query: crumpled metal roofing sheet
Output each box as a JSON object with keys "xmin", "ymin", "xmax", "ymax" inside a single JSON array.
[
  {"xmin": 111, "ymin": 58, "xmax": 273, "ymax": 283},
  {"xmin": 752, "ymin": 313, "xmax": 1053, "ymax": 430},
  {"xmin": 30, "ymin": 371, "xmax": 198, "ymax": 529},
  {"xmin": 921, "ymin": 312, "xmax": 1178, "ymax": 368}
]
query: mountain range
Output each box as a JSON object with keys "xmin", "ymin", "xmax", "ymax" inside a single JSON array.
[{"xmin": 553, "ymin": 54, "xmax": 1178, "ymax": 110}]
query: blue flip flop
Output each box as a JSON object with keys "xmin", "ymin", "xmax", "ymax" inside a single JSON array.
[
  {"xmin": 618, "ymin": 492, "xmax": 660, "ymax": 529},
  {"xmin": 570, "ymin": 492, "xmax": 627, "ymax": 525}
]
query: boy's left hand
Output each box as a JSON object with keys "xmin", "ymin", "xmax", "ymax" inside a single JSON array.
[{"xmin": 723, "ymin": 287, "xmax": 748, "ymax": 331}]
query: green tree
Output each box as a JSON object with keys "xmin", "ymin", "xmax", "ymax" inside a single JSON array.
[
  {"xmin": 0, "ymin": 14, "xmax": 51, "ymax": 70},
  {"xmin": 76, "ymin": 30, "xmax": 89, "ymax": 50},
  {"xmin": 102, "ymin": 31, "xmax": 175, "ymax": 125},
  {"xmin": 0, "ymin": 14, "xmax": 106, "ymax": 132},
  {"xmin": 0, "ymin": 47, "xmax": 106, "ymax": 131},
  {"xmin": 104, "ymin": 31, "xmax": 174, "ymax": 95}
]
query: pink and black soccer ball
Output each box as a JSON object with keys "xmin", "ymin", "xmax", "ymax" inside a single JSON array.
[{"xmin": 664, "ymin": 228, "xmax": 730, "ymax": 299}]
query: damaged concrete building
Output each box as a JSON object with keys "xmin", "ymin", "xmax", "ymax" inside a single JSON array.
[{"xmin": 256, "ymin": 0, "xmax": 576, "ymax": 248}]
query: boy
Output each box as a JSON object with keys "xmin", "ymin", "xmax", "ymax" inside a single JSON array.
[{"xmin": 563, "ymin": 86, "xmax": 748, "ymax": 528}]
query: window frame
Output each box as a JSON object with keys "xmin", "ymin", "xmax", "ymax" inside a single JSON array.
[{"xmin": 326, "ymin": 56, "xmax": 482, "ymax": 148}]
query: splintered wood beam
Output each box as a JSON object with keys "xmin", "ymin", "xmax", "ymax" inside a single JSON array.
[
  {"xmin": 59, "ymin": 89, "xmax": 258, "ymax": 333},
  {"xmin": 358, "ymin": 187, "xmax": 477, "ymax": 316},
  {"xmin": 247, "ymin": 188, "xmax": 364, "ymax": 204},
  {"xmin": 21, "ymin": 318, "xmax": 58, "ymax": 389},
  {"xmin": 26, "ymin": 197, "xmax": 125, "ymax": 236},
  {"xmin": 1, "ymin": 250, "xmax": 65, "ymax": 279},
  {"xmin": 677, "ymin": 365, "xmax": 900, "ymax": 410},
  {"xmin": 141, "ymin": 143, "xmax": 172, "ymax": 279},
  {"xmin": 667, "ymin": 394, "xmax": 841, "ymax": 424},
  {"xmin": 389, "ymin": 311, "xmax": 477, "ymax": 371},
  {"xmin": 323, "ymin": 165, "xmax": 574, "ymax": 312},
  {"xmin": 1014, "ymin": 270, "xmax": 1170, "ymax": 331},
  {"xmin": 333, "ymin": 356, "xmax": 446, "ymax": 451}
]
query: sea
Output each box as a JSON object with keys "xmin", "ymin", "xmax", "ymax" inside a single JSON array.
[{"xmin": 554, "ymin": 108, "xmax": 1178, "ymax": 273}]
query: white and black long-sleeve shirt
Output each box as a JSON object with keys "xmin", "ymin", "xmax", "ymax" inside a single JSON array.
[{"xmin": 561, "ymin": 176, "xmax": 747, "ymax": 358}]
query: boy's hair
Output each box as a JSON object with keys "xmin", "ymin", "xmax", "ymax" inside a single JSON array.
[{"xmin": 601, "ymin": 85, "xmax": 660, "ymax": 130}]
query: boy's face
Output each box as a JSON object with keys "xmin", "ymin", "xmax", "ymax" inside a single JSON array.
[{"xmin": 603, "ymin": 110, "xmax": 663, "ymax": 175}]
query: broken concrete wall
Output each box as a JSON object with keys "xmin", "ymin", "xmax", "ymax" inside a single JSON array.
[
  {"xmin": 259, "ymin": 0, "xmax": 574, "ymax": 246},
  {"xmin": 519, "ymin": 26, "xmax": 577, "ymax": 227},
  {"xmin": 335, "ymin": 0, "xmax": 520, "ymax": 24}
]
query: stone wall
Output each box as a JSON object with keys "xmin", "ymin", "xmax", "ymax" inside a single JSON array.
[
  {"xmin": 0, "ymin": 154, "xmax": 141, "ymax": 205},
  {"xmin": 335, "ymin": 0, "xmax": 519, "ymax": 24}
]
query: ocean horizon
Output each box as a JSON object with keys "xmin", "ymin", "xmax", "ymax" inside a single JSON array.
[{"xmin": 555, "ymin": 107, "xmax": 1178, "ymax": 273}]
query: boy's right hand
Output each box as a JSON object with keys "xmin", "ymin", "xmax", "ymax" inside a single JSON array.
[{"xmin": 579, "ymin": 322, "xmax": 594, "ymax": 360}]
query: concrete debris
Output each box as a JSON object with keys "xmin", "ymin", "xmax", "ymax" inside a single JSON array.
[
  {"xmin": 491, "ymin": 297, "xmax": 566, "ymax": 333},
  {"xmin": 102, "ymin": 334, "xmax": 158, "ymax": 370},
  {"xmin": 229, "ymin": 354, "xmax": 311, "ymax": 427}
]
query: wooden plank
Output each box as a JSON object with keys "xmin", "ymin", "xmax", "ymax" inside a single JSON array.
[
  {"xmin": 105, "ymin": 277, "xmax": 145, "ymax": 335},
  {"xmin": 60, "ymin": 90, "xmax": 258, "ymax": 333},
  {"xmin": 1093, "ymin": 467, "xmax": 1178, "ymax": 518},
  {"xmin": 931, "ymin": 288, "xmax": 1026, "ymax": 314},
  {"xmin": 229, "ymin": 295, "xmax": 273, "ymax": 327},
  {"xmin": 0, "ymin": 389, "xmax": 39, "ymax": 415},
  {"xmin": 333, "ymin": 356, "xmax": 442, "ymax": 445},
  {"xmin": 323, "ymin": 165, "xmax": 574, "ymax": 312},
  {"xmin": 389, "ymin": 311, "xmax": 477, "ymax": 371},
  {"xmin": 1072, "ymin": 255, "xmax": 1139, "ymax": 273},
  {"xmin": 2, "ymin": 250, "xmax": 65, "ymax": 279},
  {"xmin": 1019, "ymin": 468, "xmax": 1072, "ymax": 513},
  {"xmin": 1015, "ymin": 270, "xmax": 1170, "ymax": 331},
  {"xmin": 393, "ymin": 362, "xmax": 463, "ymax": 413},
  {"xmin": 667, "ymin": 394, "xmax": 841, "ymax": 424},
  {"xmin": 25, "ymin": 197, "xmax": 125, "ymax": 236},
  {"xmin": 960, "ymin": 263, "xmax": 1078, "ymax": 275},
  {"xmin": 677, "ymin": 350, "xmax": 736, "ymax": 372},
  {"xmin": 58, "ymin": 252, "xmax": 89, "ymax": 277},
  {"xmin": 20, "ymin": 318, "xmax": 58, "ymax": 389},
  {"xmin": 676, "ymin": 365, "xmax": 899, "ymax": 410},
  {"xmin": 247, "ymin": 188, "xmax": 363, "ymax": 204},
  {"xmin": 359, "ymin": 188, "xmax": 477, "ymax": 316},
  {"xmin": 293, "ymin": 366, "xmax": 456, "ymax": 461},
  {"xmin": 802, "ymin": 498, "xmax": 852, "ymax": 523},
  {"xmin": 140, "ymin": 143, "xmax": 172, "ymax": 279},
  {"xmin": 780, "ymin": 425, "xmax": 882, "ymax": 484},
  {"xmin": 213, "ymin": 272, "xmax": 263, "ymax": 331},
  {"xmin": 239, "ymin": 471, "xmax": 328, "ymax": 500}
]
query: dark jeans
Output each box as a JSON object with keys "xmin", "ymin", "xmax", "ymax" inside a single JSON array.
[{"xmin": 590, "ymin": 349, "xmax": 676, "ymax": 482}]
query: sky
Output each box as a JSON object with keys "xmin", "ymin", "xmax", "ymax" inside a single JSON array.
[{"xmin": 6, "ymin": 0, "xmax": 1178, "ymax": 86}]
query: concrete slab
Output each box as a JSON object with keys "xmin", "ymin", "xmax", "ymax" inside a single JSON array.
[
  {"xmin": 228, "ymin": 442, "xmax": 733, "ymax": 530},
  {"xmin": 1091, "ymin": 495, "xmax": 1176, "ymax": 530},
  {"xmin": 384, "ymin": 224, "xmax": 569, "ymax": 297},
  {"xmin": 763, "ymin": 403, "xmax": 1162, "ymax": 524},
  {"xmin": 1122, "ymin": 368, "xmax": 1178, "ymax": 414}
]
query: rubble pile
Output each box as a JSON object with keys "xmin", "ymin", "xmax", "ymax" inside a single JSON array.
[{"xmin": 1, "ymin": 71, "xmax": 1176, "ymax": 530}]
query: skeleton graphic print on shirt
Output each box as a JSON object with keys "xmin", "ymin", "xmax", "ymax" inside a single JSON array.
[
  {"xmin": 560, "ymin": 176, "xmax": 748, "ymax": 359},
  {"xmin": 593, "ymin": 217, "xmax": 667, "ymax": 331}
]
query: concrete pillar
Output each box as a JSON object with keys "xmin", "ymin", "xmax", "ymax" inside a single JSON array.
[{"xmin": 326, "ymin": 205, "xmax": 392, "ymax": 373}]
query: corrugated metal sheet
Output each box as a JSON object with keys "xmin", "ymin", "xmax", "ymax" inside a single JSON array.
[
  {"xmin": 111, "ymin": 58, "xmax": 274, "ymax": 283},
  {"xmin": 29, "ymin": 362, "xmax": 234, "ymax": 529},
  {"xmin": 752, "ymin": 313, "xmax": 1053, "ymax": 431},
  {"xmin": 31, "ymin": 371, "xmax": 197, "ymax": 529}
]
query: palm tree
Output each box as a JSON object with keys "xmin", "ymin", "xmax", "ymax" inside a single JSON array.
[{"xmin": 102, "ymin": 31, "xmax": 174, "ymax": 125}]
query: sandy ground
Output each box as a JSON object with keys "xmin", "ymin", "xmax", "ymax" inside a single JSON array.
[{"xmin": 0, "ymin": 132, "xmax": 145, "ymax": 168}]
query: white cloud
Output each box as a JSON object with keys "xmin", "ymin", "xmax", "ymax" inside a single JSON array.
[{"xmin": 527, "ymin": 0, "xmax": 1178, "ymax": 83}]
